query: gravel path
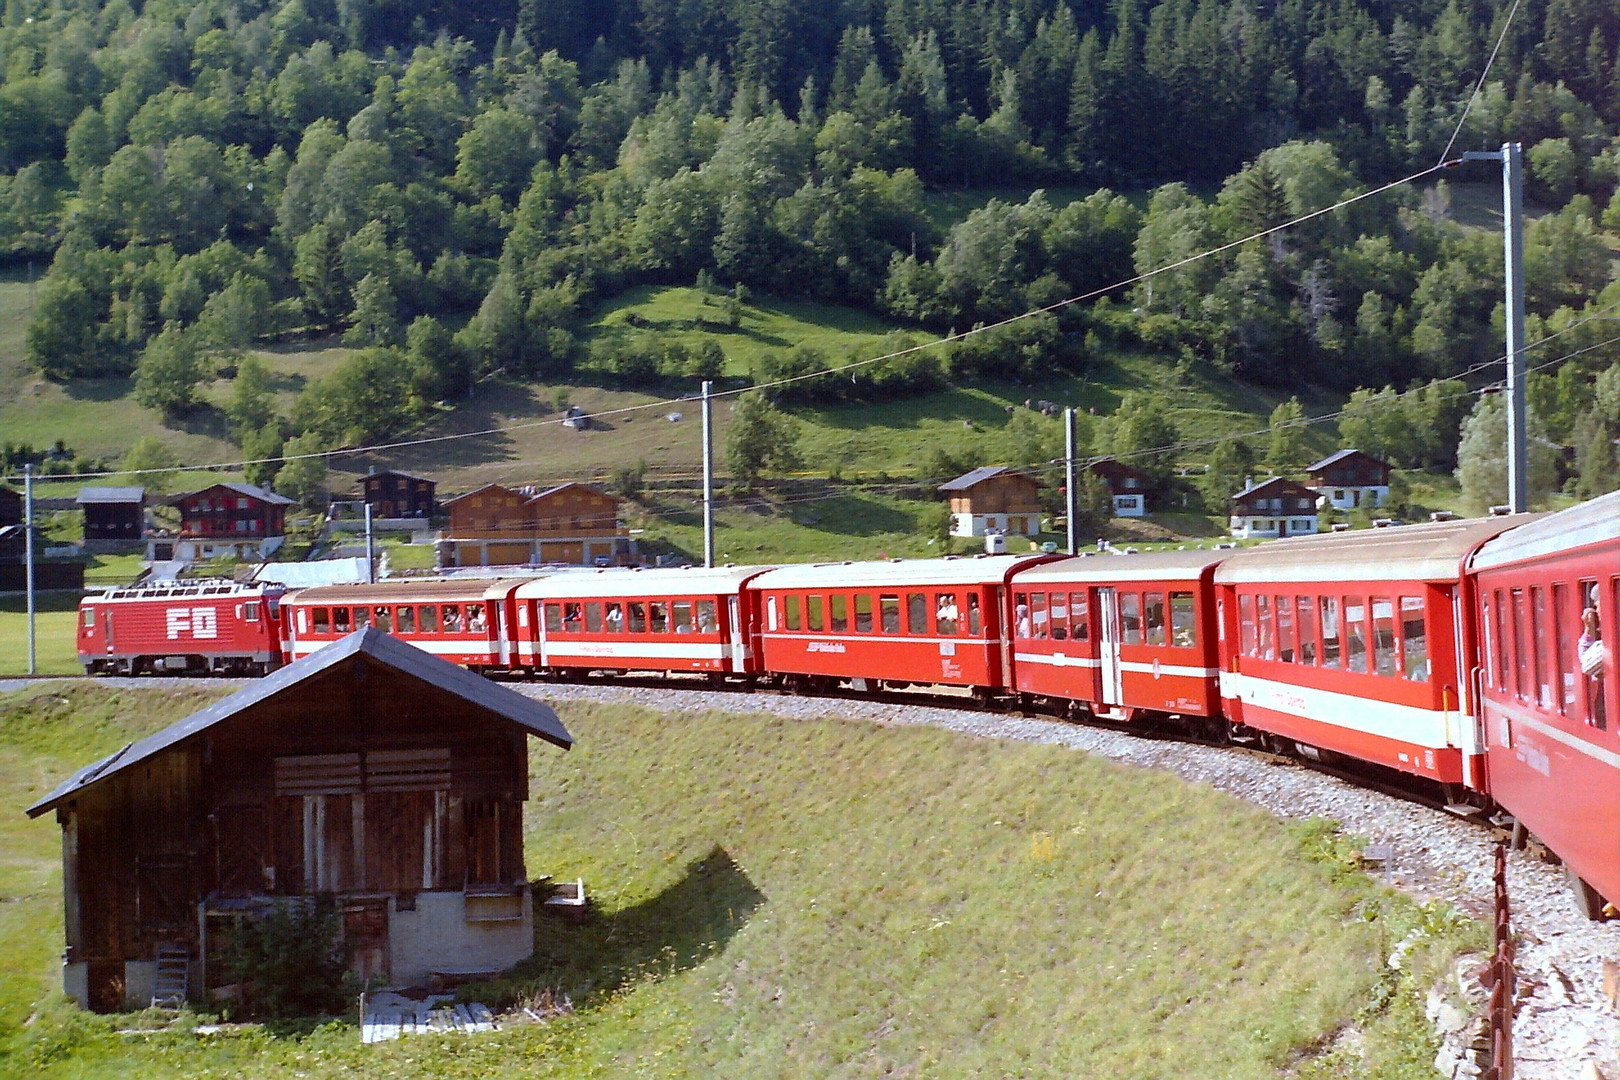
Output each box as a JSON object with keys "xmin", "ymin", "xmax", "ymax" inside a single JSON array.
[
  {"xmin": 516, "ymin": 680, "xmax": 1620, "ymax": 1080},
  {"xmin": 7, "ymin": 674, "xmax": 1616, "ymax": 1075}
]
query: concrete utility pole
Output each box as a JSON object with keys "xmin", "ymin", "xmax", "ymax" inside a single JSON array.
[
  {"xmin": 1064, "ymin": 408, "xmax": 1079, "ymax": 556},
  {"xmin": 1462, "ymin": 143, "xmax": 1528, "ymax": 513},
  {"xmin": 701, "ymin": 380, "xmax": 715, "ymax": 568},
  {"xmin": 24, "ymin": 464, "xmax": 36, "ymax": 675}
]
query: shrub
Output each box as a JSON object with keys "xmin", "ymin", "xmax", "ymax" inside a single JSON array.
[{"xmin": 222, "ymin": 898, "xmax": 352, "ymax": 1019}]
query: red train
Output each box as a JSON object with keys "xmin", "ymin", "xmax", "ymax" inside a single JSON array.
[{"xmin": 75, "ymin": 491, "xmax": 1620, "ymax": 916}]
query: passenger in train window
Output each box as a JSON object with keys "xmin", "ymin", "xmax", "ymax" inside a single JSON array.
[
  {"xmin": 1145, "ymin": 593, "xmax": 1166, "ymax": 647},
  {"xmin": 1170, "ymin": 593, "xmax": 1196, "ymax": 648},
  {"xmin": 605, "ymin": 602, "xmax": 624, "ymax": 632},
  {"xmin": 1256, "ymin": 595, "xmax": 1273, "ymax": 660},
  {"xmin": 1319, "ymin": 597, "xmax": 1340, "ymax": 669},
  {"xmin": 334, "ymin": 606, "xmax": 352, "ymax": 633},
  {"xmin": 353, "ymin": 606, "xmax": 371, "ymax": 630},
  {"xmin": 672, "ymin": 600, "xmax": 692, "ymax": 633},
  {"xmin": 442, "ymin": 604, "xmax": 461, "ymax": 632},
  {"xmin": 1275, "ymin": 596, "xmax": 1294, "ymax": 662},
  {"xmin": 467, "ymin": 603, "xmax": 486, "ymax": 632},
  {"xmin": 419, "ymin": 605, "xmax": 438, "ymax": 633},
  {"xmin": 1580, "ymin": 581, "xmax": 1606, "ymax": 728},
  {"xmin": 627, "ymin": 602, "xmax": 647, "ymax": 633},
  {"xmin": 967, "ymin": 593, "xmax": 982, "ymax": 635},
  {"xmin": 374, "ymin": 606, "xmax": 393, "ymax": 633},
  {"xmin": 563, "ymin": 603, "xmax": 584, "ymax": 632},
  {"xmin": 1014, "ymin": 594, "xmax": 1031, "ymax": 638},
  {"xmin": 697, "ymin": 599, "xmax": 718, "ymax": 632},
  {"xmin": 935, "ymin": 593, "xmax": 959, "ymax": 635},
  {"xmin": 397, "ymin": 605, "xmax": 416, "ymax": 633},
  {"xmin": 649, "ymin": 602, "xmax": 669, "ymax": 633}
]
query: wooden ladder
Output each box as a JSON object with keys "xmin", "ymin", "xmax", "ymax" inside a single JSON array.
[{"xmin": 151, "ymin": 945, "xmax": 189, "ymax": 1009}]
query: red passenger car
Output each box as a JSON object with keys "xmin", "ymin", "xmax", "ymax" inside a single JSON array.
[
  {"xmin": 512, "ymin": 566, "xmax": 773, "ymax": 677},
  {"xmin": 749, "ymin": 555, "xmax": 1058, "ymax": 694},
  {"xmin": 282, "ymin": 579, "xmax": 531, "ymax": 670},
  {"xmin": 1214, "ymin": 517, "xmax": 1532, "ymax": 787},
  {"xmin": 1009, "ymin": 551, "xmax": 1225, "ymax": 725},
  {"xmin": 1468, "ymin": 491, "xmax": 1619, "ymax": 917},
  {"xmin": 77, "ymin": 580, "xmax": 286, "ymax": 675}
]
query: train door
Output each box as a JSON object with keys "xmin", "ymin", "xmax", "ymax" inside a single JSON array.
[
  {"xmin": 104, "ymin": 609, "xmax": 116, "ymax": 657},
  {"xmin": 493, "ymin": 603, "xmax": 511, "ymax": 667},
  {"xmin": 535, "ymin": 597, "xmax": 550, "ymax": 669},
  {"xmin": 1098, "ymin": 587, "xmax": 1124, "ymax": 706},
  {"xmin": 728, "ymin": 596, "xmax": 746, "ymax": 668}
]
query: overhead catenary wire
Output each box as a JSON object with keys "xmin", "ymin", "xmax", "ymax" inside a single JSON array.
[{"xmin": 1436, "ymin": 0, "xmax": 1525, "ymax": 165}]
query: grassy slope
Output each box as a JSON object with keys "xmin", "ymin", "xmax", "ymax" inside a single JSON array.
[{"xmin": 0, "ymin": 686, "xmax": 1472, "ymax": 1079}]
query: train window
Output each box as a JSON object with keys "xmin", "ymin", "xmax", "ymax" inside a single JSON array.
[
  {"xmin": 1168, "ymin": 593, "xmax": 1195, "ymax": 648},
  {"xmin": 1400, "ymin": 597, "xmax": 1427, "ymax": 682},
  {"xmin": 442, "ymin": 605, "xmax": 461, "ymax": 632},
  {"xmin": 1296, "ymin": 596, "xmax": 1316, "ymax": 663},
  {"xmin": 785, "ymin": 595, "xmax": 801, "ymax": 631},
  {"xmin": 397, "ymin": 606, "xmax": 416, "ymax": 633},
  {"xmin": 1121, "ymin": 593, "xmax": 1142, "ymax": 645},
  {"xmin": 1256, "ymin": 595, "xmax": 1273, "ymax": 660},
  {"xmin": 268, "ymin": 597, "xmax": 281, "ymax": 618},
  {"xmin": 1239, "ymin": 595, "xmax": 1256, "ymax": 656},
  {"xmin": 312, "ymin": 607, "xmax": 329, "ymax": 633},
  {"xmin": 908, "ymin": 594, "xmax": 928, "ymax": 635},
  {"xmin": 1530, "ymin": 587, "xmax": 1552, "ymax": 708},
  {"xmin": 628, "ymin": 602, "xmax": 647, "ymax": 633},
  {"xmin": 586, "ymin": 602, "xmax": 603, "ymax": 632},
  {"xmin": 467, "ymin": 603, "xmax": 486, "ymax": 633},
  {"xmin": 295, "ymin": 608, "xmax": 307, "ymax": 634},
  {"xmin": 1014, "ymin": 593, "xmax": 1031, "ymax": 638},
  {"xmin": 672, "ymin": 600, "xmax": 691, "ymax": 633},
  {"xmin": 564, "ymin": 604, "xmax": 584, "ymax": 633},
  {"xmin": 968, "ymin": 593, "xmax": 982, "ymax": 635},
  {"xmin": 356, "ymin": 605, "xmax": 373, "ymax": 630},
  {"xmin": 1275, "ymin": 597, "xmax": 1294, "ymax": 662},
  {"xmin": 1491, "ymin": 590, "xmax": 1508, "ymax": 690},
  {"xmin": 1583, "ymin": 579, "xmax": 1607, "ymax": 729},
  {"xmin": 545, "ymin": 604, "xmax": 563, "ymax": 633},
  {"xmin": 605, "ymin": 602, "xmax": 625, "ymax": 632},
  {"xmin": 1145, "ymin": 593, "xmax": 1166, "ymax": 647},
  {"xmin": 879, "ymin": 595, "xmax": 901, "ymax": 634},
  {"xmin": 1031, "ymin": 593, "xmax": 1049, "ymax": 639},
  {"xmin": 1552, "ymin": 584, "xmax": 1574, "ymax": 715},
  {"xmin": 697, "ymin": 600, "xmax": 718, "ymax": 633},
  {"xmin": 419, "ymin": 605, "xmax": 438, "ymax": 633},
  {"xmin": 1372, "ymin": 597, "xmax": 1396, "ymax": 677},
  {"xmin": 244, "ymin": 601, "xmax": 260, "ymax": 622},
  {"xmin": 855, "ymin": 594, "xmax": 873, "ymax": 633},
  {"xmin": 1071, "ymin": 593, "xmax": 1089, "ymax": 642},
  {"xmin": 649, "ymin": 602, "xmax": 669, "ymax": 634},
  {"xmin": 82, "ymin": 607, "xmax": 96, "ymax": 629},
  {"xmin": 1344, "ymin": 599, "xmax": 1367, "ymax": 673},
  {"xmin": 828, "ymin": 595, "xmax": 848, "ymax": 632},
  {"xmin": 1319, "ymin": 597, "xmax": 1341, "ymax": 669},
  {"xmin": 374, "ymin": 606, "xmax": 393, "ymax": 633},
  {"xmin": 1511, "ymin": 589, "xmax": 1529, "ymax": 700},
  {"xmin": 1049, "ymin": 593, "xmax": 1068, "ymax": 641},
  {"xmin": 934, "ymin": 593, "xmax": 958, "ymax": 635},
  {"xmin": 333, "ymin": 607, "xmax": 351, "ymax": 633},
  {"xmin": 806, "ymin": 595, "xmax": 824, "ymax": 632}
]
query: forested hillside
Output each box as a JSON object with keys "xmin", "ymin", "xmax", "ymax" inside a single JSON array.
[{"xmin": 2, "ymin": 0, "xmax": 1618, "ymax": 501}]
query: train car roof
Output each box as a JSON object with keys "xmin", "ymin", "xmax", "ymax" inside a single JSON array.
[
  {"xmin": 93, "ymin": 579, "xmax": 280, "ymax": 601},
  {"xmin": 285, "ymin": 577, "xmax": 538, "ymax": 604},
  {"xmin": 1469, "ymin": 490, "xmax": 1620, "ymax": 572},
  {"xmin": 750, "ymin": 554, "xmax": 1054, "ymax": 590},
  {"xmin": 514, "ymin": 565, "xmax": 777, "ymax": 599},
  {"xmin": 1212, "ymin": 514, "xmax": 1542, "ymax": 584},
  {"xmin": 1012, "ymin": 549, "xmax": 1227, "ymax": 584}
]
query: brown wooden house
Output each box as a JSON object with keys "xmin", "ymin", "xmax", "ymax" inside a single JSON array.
[
  {"xmin": 442, "ymin": 482, "xmax": 631, "ymax": 567},
  {"xmin": 359, "ymin": 470, "xmax": 437, "ymax": 520},
  {"xmin": 938, "ymin": 467, "xmax": 1044, "ymax": 538},
  {"xmin": 1085, "ymin": 459, "xmax": 1151, "ymax": 517},
  {"xmin": 1305, "ymin": 449, "xmax": 1392, "ymax": 511},
  {"xmin": 166, "ymin": 482, "xmax": 294, "ymax": 562},
  {"xmin": 1229, "ymin": 477, "xmax": 1320, "ymax": 539},
  {"xmin": 77, "ymin": 486, "xmax": 146, "ymax": 547},
  {"xmin": 26, "ymin": 629, "xmax": 573, "ymax": 1011}
]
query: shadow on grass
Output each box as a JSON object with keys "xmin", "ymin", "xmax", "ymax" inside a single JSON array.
[
  {"xmin": 472, "ymin": 846, "xmax": 766, "ymax": 1011},
  {"xmin": 61, "ymin": 377, "xmax": 135, "ymax": 403},
  {"xmin": 791, "ymin": 495, "xmax": 915, "ymax": 536}
]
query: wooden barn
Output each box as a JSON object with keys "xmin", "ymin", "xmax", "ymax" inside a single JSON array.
[
  {"xmin": 441, "ymin": 481, "xmax": 631, "ymax": 568},
  {"xmin": 359, "ymin": 469, "xmax": 437, "ymax": 520},
  {"xmin": 77, "ymin": 486, "xmax": 146, "ymax": 548},
  {"xmin": 26, "ymin": 629, "xmax": 573, "ymax": 1012},
  {"xmin": 938, "ymin": 467, "xmax": 1044, "ymax": 538}
]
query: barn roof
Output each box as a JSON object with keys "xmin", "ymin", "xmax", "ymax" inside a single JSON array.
[
  {"xmin": 75, "ymin": 486, "xmax": 146, "ymax": 505},
  {"xmin": 25, "ymin": 628, "xmax": 571, "ymax": 818},
  {"xmin": 1304, "ymin": 448, "xmax": 1389, "ymax": 473}
]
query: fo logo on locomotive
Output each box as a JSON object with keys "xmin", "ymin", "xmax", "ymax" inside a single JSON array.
[{"xmin": 166, "ymin": 607, "xmax": 220, "ymax": 640}]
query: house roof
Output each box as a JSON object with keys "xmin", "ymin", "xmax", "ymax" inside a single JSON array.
[
  {"xmin": 174, "ymin": 482, "xmax": 295, "ymax": 507},
  {"xmin": 1086, "ymin": 458, "xmax": 1149, "ymax": 479},
  {"xmin": 441, "ymin": 483, "xmax": 524, "ymax": 506},
  {"xmin": 26, "ymin": 628, "xmax": 572, "ymax": 818},
  {"xmin": 526, "ymin": 481, "xmax": 617, "ymax": 504},
  {"xmin": 1304, "ymin": 448, "xmax": 1389, "ymax": 473},
  {"xmin": 937, "ymin": 466, "xmax": 1038, "ymax": 493},
  {"xmin": 75, "ymin": 486, "xmax": 146, "ymax": 505},
  {"xmin": 362, "ymin": 469, "xmax": 435, "ymax": 484},
  {"xmin": 1230, "ymin": 476, "xmax": 1318, "ymax": 502}
]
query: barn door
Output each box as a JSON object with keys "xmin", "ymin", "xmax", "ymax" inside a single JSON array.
[{"xmin": 1098, "ymin": 588, "xmax": 1124, "ymax": 706}]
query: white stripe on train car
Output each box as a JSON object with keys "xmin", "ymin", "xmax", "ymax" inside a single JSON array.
[
  {"xmin": 1224, "ymin": 671, "xmax": 1476, "ymax": 753},
  {"xmin": 1118, "ymin": 660, "xmax": 1218, "ymax": 678},
  {"xmin": 763, "ymin": 632, "xmax": 972, "ymax": 648},
  {"xmin": 1484, "ymin": 696, "xmax": 1620, "ymax": 770},
  {"xmin": 1013, "ymin": 652, "xmax": 1101, "ymax": 669},
  {"xmin": 543, "ymin": 640, "xmax": 730, "ymax": 660}
]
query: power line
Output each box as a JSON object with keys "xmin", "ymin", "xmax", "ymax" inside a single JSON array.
[{"xmin": 1437, "ymin": 0, "xmax": 1525, "ymax": 165}]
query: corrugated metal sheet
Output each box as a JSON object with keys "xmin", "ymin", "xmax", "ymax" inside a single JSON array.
[
  {"xmin": 26, "ymin": 628, "xmax": 571, "ymax": 818},
  {"xmin": 1469, "ymin": 490, "xmax": 1620, "ymax": 572},
  {"xmin": 751, "ymin": 554, "xmax": 1051, "ymax": 590},
  {"xmin": 1213, "ymin": 515, "xmax": 1541, "ymax": 585},
  {"xmin": 1014, "ymin": 549, "xmax": 1227, "ymax": 583}
]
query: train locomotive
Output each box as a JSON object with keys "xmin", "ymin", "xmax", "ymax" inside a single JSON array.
[{"xmin": 75, "ymin": 490, "xmax": 1620, "ymax": 916}]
